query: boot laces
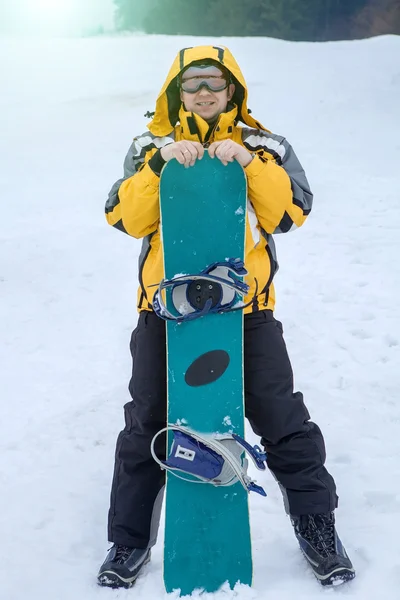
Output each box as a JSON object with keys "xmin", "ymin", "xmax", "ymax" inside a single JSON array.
[
  {"xmin": 114, "ymin": 545, "xmax": 133, "ymax": 564},
  {"xmin": 302, "ymin": 513, "xmax": 336, "ymax": 557}
]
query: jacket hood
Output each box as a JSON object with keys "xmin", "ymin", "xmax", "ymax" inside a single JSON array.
[{"xmin": 147, "ymin": 45, "xmax": 268, "ymax": 137}]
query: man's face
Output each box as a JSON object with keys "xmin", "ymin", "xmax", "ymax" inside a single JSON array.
[{"xmin": 179, "ymin": 64, "xmax": 235, "ymax": 123}]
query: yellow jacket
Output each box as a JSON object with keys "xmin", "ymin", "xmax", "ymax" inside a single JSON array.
[{"xmin": 105, "ymin": 45, "xmax": 313, "ymax": 313}]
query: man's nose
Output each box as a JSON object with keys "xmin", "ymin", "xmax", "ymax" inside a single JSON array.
[{"xmin": 198, "ymin": 84, "xmax": 212, "ymax": 95}]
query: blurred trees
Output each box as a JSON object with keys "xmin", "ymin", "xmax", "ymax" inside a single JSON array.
[
  {"xmin": 353, "ymin": 0, "xmax": 400, "ymax": 37},
  {"xmin": 113, "ymin": 0, "xmax": 400, "ymax": 40}
]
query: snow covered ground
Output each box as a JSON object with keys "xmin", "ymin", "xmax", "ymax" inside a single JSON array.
[{"xmin": 1, "ymin": 33, "xmax": 399, "ymax": 600}]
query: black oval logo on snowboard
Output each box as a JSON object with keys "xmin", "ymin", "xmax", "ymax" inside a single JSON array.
[{"xmin": 185, "ymin": 350, "xmax": 230, "ymax": 387}]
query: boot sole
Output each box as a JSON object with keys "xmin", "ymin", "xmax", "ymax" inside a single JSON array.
[
  {"xmin": 319, "ymin": 567, "xmax": 356, "ymax": 587},
  {"xmin": 301, "ymin": 552, "xmax": 355, "ymax": 587},
  {"xmin": 97, "ymin": 553, "xmax": 151, "ymax": 589}
]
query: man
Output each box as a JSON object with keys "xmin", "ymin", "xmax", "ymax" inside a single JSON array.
[{"xmin": 99, "ymin": 45, "xmax": 355, "ymax": 589}]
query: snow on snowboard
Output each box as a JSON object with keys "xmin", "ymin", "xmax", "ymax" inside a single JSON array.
[{"xmin": 152, "ymin": 152, "xmax": 267, "ymax": 595}]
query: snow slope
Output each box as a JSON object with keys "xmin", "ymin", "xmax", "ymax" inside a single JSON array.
[{"xmin": 0, "ymin": 33, "xmax": 399, "ymax": 600}]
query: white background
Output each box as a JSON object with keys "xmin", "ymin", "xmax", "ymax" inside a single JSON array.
[{"xmin": 0, "ymin": 32, "xmax": 399, "ymax": 599}]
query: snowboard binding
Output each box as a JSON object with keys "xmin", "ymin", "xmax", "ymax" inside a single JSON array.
[
  {"xmin": 152, "ymin": 258, "xmax": 256, "ymax": 322},
  {"xmin": 151, "ymin": 424, "xmax": 267, "ymax": 496}
]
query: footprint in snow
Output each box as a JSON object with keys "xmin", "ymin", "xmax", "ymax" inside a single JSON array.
[
  {"xmin": 384, "ymin": 335, "xmax": 398, "ymax": 348},
  {"xmin": 350, "ymin": 329, "xmax": 372, "ymax": 340},
  {"xmin": 333, "ymin": 454, "xmax": 352, "ymax": 465},
  {"xmin": 364, "ymin": 491, "xmax": 400, "ymax": 512}
]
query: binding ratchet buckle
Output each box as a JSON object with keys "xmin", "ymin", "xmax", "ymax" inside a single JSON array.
[
  {"xmin": 152, "ymin": 258, "xmax": 256, "ymax": 322},
  {"xmin": 151, "ymin": 424, "xmax": 267, "ymax": 496}
]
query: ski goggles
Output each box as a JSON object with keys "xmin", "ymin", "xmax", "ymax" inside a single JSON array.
[{"xmin": 179, "ymin": 65, "xmax": 229, "ymax": 94}]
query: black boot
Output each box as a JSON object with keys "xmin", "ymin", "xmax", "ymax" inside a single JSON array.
[
  {"xmin": 291, "ymin": 512, "xmax": 355, "ymax": 586},
  {"xmin": 97, "ymin": 545, "xmax": 151, "ymax": 588}
]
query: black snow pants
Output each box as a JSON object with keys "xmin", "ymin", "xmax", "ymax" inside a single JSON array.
[{"xmin": 108, "ymin": 310, "xmax": 338, "ymax": 548}]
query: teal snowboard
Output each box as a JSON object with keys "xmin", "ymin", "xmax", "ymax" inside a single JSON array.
[{"xmin": 159, "ymin": 153, "xmax": 252, "ymax": 595}]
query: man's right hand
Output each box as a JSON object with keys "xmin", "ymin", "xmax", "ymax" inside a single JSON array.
[{"xmin": 160, "ymin": 141, "xmax": 204, "ymax": 168}]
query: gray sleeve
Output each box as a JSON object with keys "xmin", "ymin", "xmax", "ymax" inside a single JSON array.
[
  {"xmin": 278, "ymin": 140, "xmax": 313, "ymax": 230},
  {"xmin": 105, "ymin": 136, "xmax": 150, "ymax": 217},
  {"xmin": 105, "ymin": 132, "xmax": 175, "ymax": 220},
  {"xmin": 242, "ymin": 129, "xmax": 313, "ymax": 232}
]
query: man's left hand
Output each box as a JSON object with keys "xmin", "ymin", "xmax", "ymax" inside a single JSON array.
[{"xmin": 208, "ymin": 140, "xmax": 253, "ymax": 167}]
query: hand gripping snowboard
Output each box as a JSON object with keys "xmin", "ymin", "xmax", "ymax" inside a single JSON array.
[{"xmin": 155, "ymin": 152, "xmax": 266, "ymax": 595}]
